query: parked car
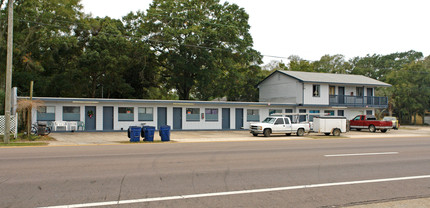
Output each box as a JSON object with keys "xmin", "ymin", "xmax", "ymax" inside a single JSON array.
[
  {"xmin": 250, "ymin": 116, "xmax": 310, "ymax": 137},
  {"xmin": 383, "ymin": 116, "xmax": 400, "ymax": 130},
  {"xmin": 349, "ymin": 115, "xmax": 392, "ymax": 133},
  {"xmin": 313, "ymin": 116, "xmax": 347, "ymax": 136}
]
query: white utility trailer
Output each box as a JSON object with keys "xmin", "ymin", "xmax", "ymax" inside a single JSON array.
[{"xmin": 313, "ymin": 116, "xmax": 347, "ymax": 136}]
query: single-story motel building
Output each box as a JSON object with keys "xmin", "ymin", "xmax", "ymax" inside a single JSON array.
[{"xmin": 25, "ymin": 70, "xmax": 391, "ymax": 131}]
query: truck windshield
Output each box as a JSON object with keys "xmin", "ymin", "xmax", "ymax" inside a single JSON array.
[{"xmin": 262, "ymin": 117, "xmax": 276, "ymax": 124}]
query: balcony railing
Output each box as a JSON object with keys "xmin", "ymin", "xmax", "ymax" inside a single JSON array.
[{"xmin": 329, "ymin": 95, "xmax": 388, "ymax": 108}]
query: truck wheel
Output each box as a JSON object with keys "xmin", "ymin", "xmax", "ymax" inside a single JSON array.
[
  {"xmin": 381, "ymin": 129, "xmax": 387, "ymax": 133},
  {"xmin": 297, "ymin": 128, "xmax": 305, "ymax": 136},
  {"xmin": 286, "ymin": 133, "xmax": 291, "ymax": 136},
  {"xmin": 252, "ymin": 133, "xmax": 258, "ymax": 136},
  {"xmin": 263, "ymin": 129, "xmax": 271, "ymax": 137},
  {"xmin": 333, "ymin": 128, "xmax": 341, "ymax": 136},
  {"xmin": 369, "ymin": 125, "xmax": 376, "ymax": 133},
  {"xmin": 324, "ymin": 133, "xmax": 330, "ymax": 136}
]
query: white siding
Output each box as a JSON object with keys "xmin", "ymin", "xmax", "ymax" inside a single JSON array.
[
  {"xmin": 343, "ymin": 86, "xmax": 373, "ymax": 96},
  {"xmin": 345, "ymin": 86, "xmax": 356, "ymax": 96},
  {"xmin": 31, "ymin": 99, "xmax": 376, "ymax": 131},
  {"xmin": 259, "ymin": 72, "xmax": 302, "ymax": 104},
  {"xmin": 345, "ymin": 109, "xmax": 365, "ymax": 120},
  {"xmin": 303, "ymin": 83, "xmax": 329, "ymax": 105}
]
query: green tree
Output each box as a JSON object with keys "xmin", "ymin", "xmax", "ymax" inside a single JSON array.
[
  {"xmin": 122, "ymin": 12, "xmax": 162, "ymax": 99},
  {"xmin": 75, "ymin": 16, "xmax": 133, "ymax": 98},
  {"xmin": 349, "ymin": 50, "xmax": 423, "ymax": 81},
  {"xmin": 286, "ymin": 55, "xmax": 314, "ymax": 72},
  {"xmin": 0, "ymin": 0, "xmax": 83, "ymax": 96},
  {"xmin": 143, "ymin": 0, "xmax": 262, "ymax": 100},
  {"xmin": 385, "ymin": 57, "xmax": 430, "ymax": 124},
  {"xmin": 313, "ymin": 54, "xmax": 350, "ymax": 73}
]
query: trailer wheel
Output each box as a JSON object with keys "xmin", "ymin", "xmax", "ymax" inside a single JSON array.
[
  {"xmin": 381, "ymin": 129, "xmax": 387, "ymax": 133},
  {"xmin": 324, "ymin": 133, "xmax": 330, "ymax": 136},
  {"xmin": 263, "ymin": 129, "xmax": 271, "ymax": 137},
  {"xmin": 297, "ymin": 128, "xmax": 305, "ymax": 136},
  {"xmin": 369, "ymin": 125, "xmax": 376, "ymax": 133},
  {"xmin": 333, "ymin": 128, "xmax": 341, "ymax": 136}
]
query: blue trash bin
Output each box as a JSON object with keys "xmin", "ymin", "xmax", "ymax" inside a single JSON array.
[
  {"xmin": 141, "ymin": 126, "xmax": 146, "ymax": 138},
  {"xmin": 129, "ymin": 126, "xmax": 141, "ymax": 142},
  {"xmin": 159, "ymin": 125, "xmax": 171, "ymax": 142},
  {"xmin": 144, "ymin": 126, "xmax": 155, "ymax": 142}
]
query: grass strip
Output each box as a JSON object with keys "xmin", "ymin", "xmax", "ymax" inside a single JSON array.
[{"xmin": 0, "ymin": 142, "xmax": 48, "ymax": 147}]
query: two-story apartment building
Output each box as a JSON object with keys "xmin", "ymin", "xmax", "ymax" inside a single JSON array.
[
  {"xmin": 258, "ymin": 70, "xmax": 391, "ymax": 120},
  {"xmin": 23, "ymin": 70, "xmax": 391, "ymax": 131}
]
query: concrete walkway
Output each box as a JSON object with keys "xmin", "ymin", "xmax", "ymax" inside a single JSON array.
[
  {"xmin": 347, "ymin": 197, "xmax": 430, "ymax": 208},
  {"xmin": 48, "ymin": 126, "xmax": 430, "ymax": 146}
]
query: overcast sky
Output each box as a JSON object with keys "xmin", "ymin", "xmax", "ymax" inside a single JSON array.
[{"xmin": 81, "ymin": 0, "xmax": 430, "ymax": 64}]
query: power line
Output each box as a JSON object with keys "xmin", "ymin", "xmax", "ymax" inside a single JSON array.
[
  {"xmin": 8, "ymin": 17, "xmax": 266, "ymax": 56},
  {"xmin": 0, "ymin": 17, "xmax": 426, "ymax": 64}
]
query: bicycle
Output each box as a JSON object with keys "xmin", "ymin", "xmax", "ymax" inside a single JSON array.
[{"xmin": 30, "ymin": 123, "xmax": 51, "ymax": 136}]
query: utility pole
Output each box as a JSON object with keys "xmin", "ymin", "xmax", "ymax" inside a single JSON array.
[
  {"xmin": 4, "ymin": 0, "xmax": 14, "ymax": 144},
  {"xmin": 27, "ymin": 81, "xmax": 33, "ymax": 138}
]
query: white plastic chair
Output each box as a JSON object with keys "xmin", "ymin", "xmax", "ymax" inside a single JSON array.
[
  {"xmin": 54, "ymin": 121, "xmax": 68, "ymax": 131},
  {"xmin": 68, "ymin": 121, "xmax": 78, "ymax": 131}
]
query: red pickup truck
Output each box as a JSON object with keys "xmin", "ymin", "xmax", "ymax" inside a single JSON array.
[{"xmin": 349, "ymin": 115, "xmax": 392, "ymax": 133}]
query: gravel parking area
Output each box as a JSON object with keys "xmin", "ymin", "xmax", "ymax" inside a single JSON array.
[{"xmin": 48, "ymin": 126, "xmax": 430, "ymax": 146}]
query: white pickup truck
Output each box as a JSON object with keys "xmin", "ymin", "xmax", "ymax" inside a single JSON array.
[{"xmin": 249, "ymin": 116, "xmax": 311, "ymax": 137}]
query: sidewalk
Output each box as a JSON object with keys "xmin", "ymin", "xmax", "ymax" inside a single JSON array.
[
  {"xmin": 48, "ymin": 126, "xmax": 430, "ymax": 146},
  {"xmin": 347, "ymin": 197, "xmax": 430, "ymax": 208}
]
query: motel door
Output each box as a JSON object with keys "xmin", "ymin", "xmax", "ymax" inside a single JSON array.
[
  {"xmin": 338, "ymin": 87, "xmax": 345, "ymax": 104},
  {"xmin": 173, "ymin": 107, "xmax": 182, "ymax": 130},
  {"xmin": 235, "ymin": 108, "xmax": 243, "ymax": 130},
  {"xmin": 222, "ymin": 108, "xmax": 230, "ymax": 130},
  {"xmin": 367, "ymin": 88, "xmax": 373, "ymax": 105},
  {"xmin": 103, "ymin": 106, "xmax": 114, "ymax": 131},
  {"xmin": 157, "ymin": 107, "xmax": 167, "ymax": 130},
  {"xmin": 85, "ymin": 106, "xmax": 96, "ymax": 131}
]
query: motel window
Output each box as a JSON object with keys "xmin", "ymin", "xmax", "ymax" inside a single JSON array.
[
  {"xmin": 118, "ymin": 107, "xmax": 134, "ymax": 121},
  {"xmin": 324, "ymin": 110, "xmax": 334, "ymax": 116},
  {"xmin": 269, "ymin": 109, "xmax": 282, "ymax": 116},
  {"xmin": 285, "ymin": 109, "xmax": 293, "ymax": 121},
  {"xmin": 138, "ymin": 107, "xmax": 153, "ymax": 121},
  {"xmin": 313, "ymin": 85, "xmax": 320, "ymax": 97},
  {"xmin": 309, "ymin": 110, "xmax": 320, "ymax": 122},
  {"xmin": 329, "ymin": 86, "xmax": 336, "ymax": 95},
  {"xmin": 247, "ymin": 109, "xmax": 260, "ymax": 122},
  {"xmin": 299, "ymin": 109, "xmax": 307, "ymax": 122},
  {"xmin": 338, "ymin": 110, "xmax": 344, "ymax": 116},
  {"xmin": 186, "ymin": 108, "xmax": 200, "ymax": 121},
  {"xmin": 63, "ymin": 106, "xmax": 80, "ymax": 121},
  {"xmin": 205, "ymin": 108, "xmax": 218, "ymax": 121},
  {"xmin": 37, "ymin": 106, "xmax": 55, "ymax": 121},
  {"xmin": 356, "ymin": 87, "xmax": 364, "ymax": 97}
]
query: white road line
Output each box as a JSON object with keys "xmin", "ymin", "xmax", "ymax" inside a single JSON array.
[
  {"xmin": 39, "ymin": 174, "xmax": 430, "ymax": 208},
  {"xmin": 324, "ymin": 152, "xmax": 399, "ymax": 157}
]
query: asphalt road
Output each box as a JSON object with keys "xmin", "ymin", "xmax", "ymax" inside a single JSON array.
[{"xmin": 1, "ymin": 136, "xmax": 430, "ymax": 208}]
